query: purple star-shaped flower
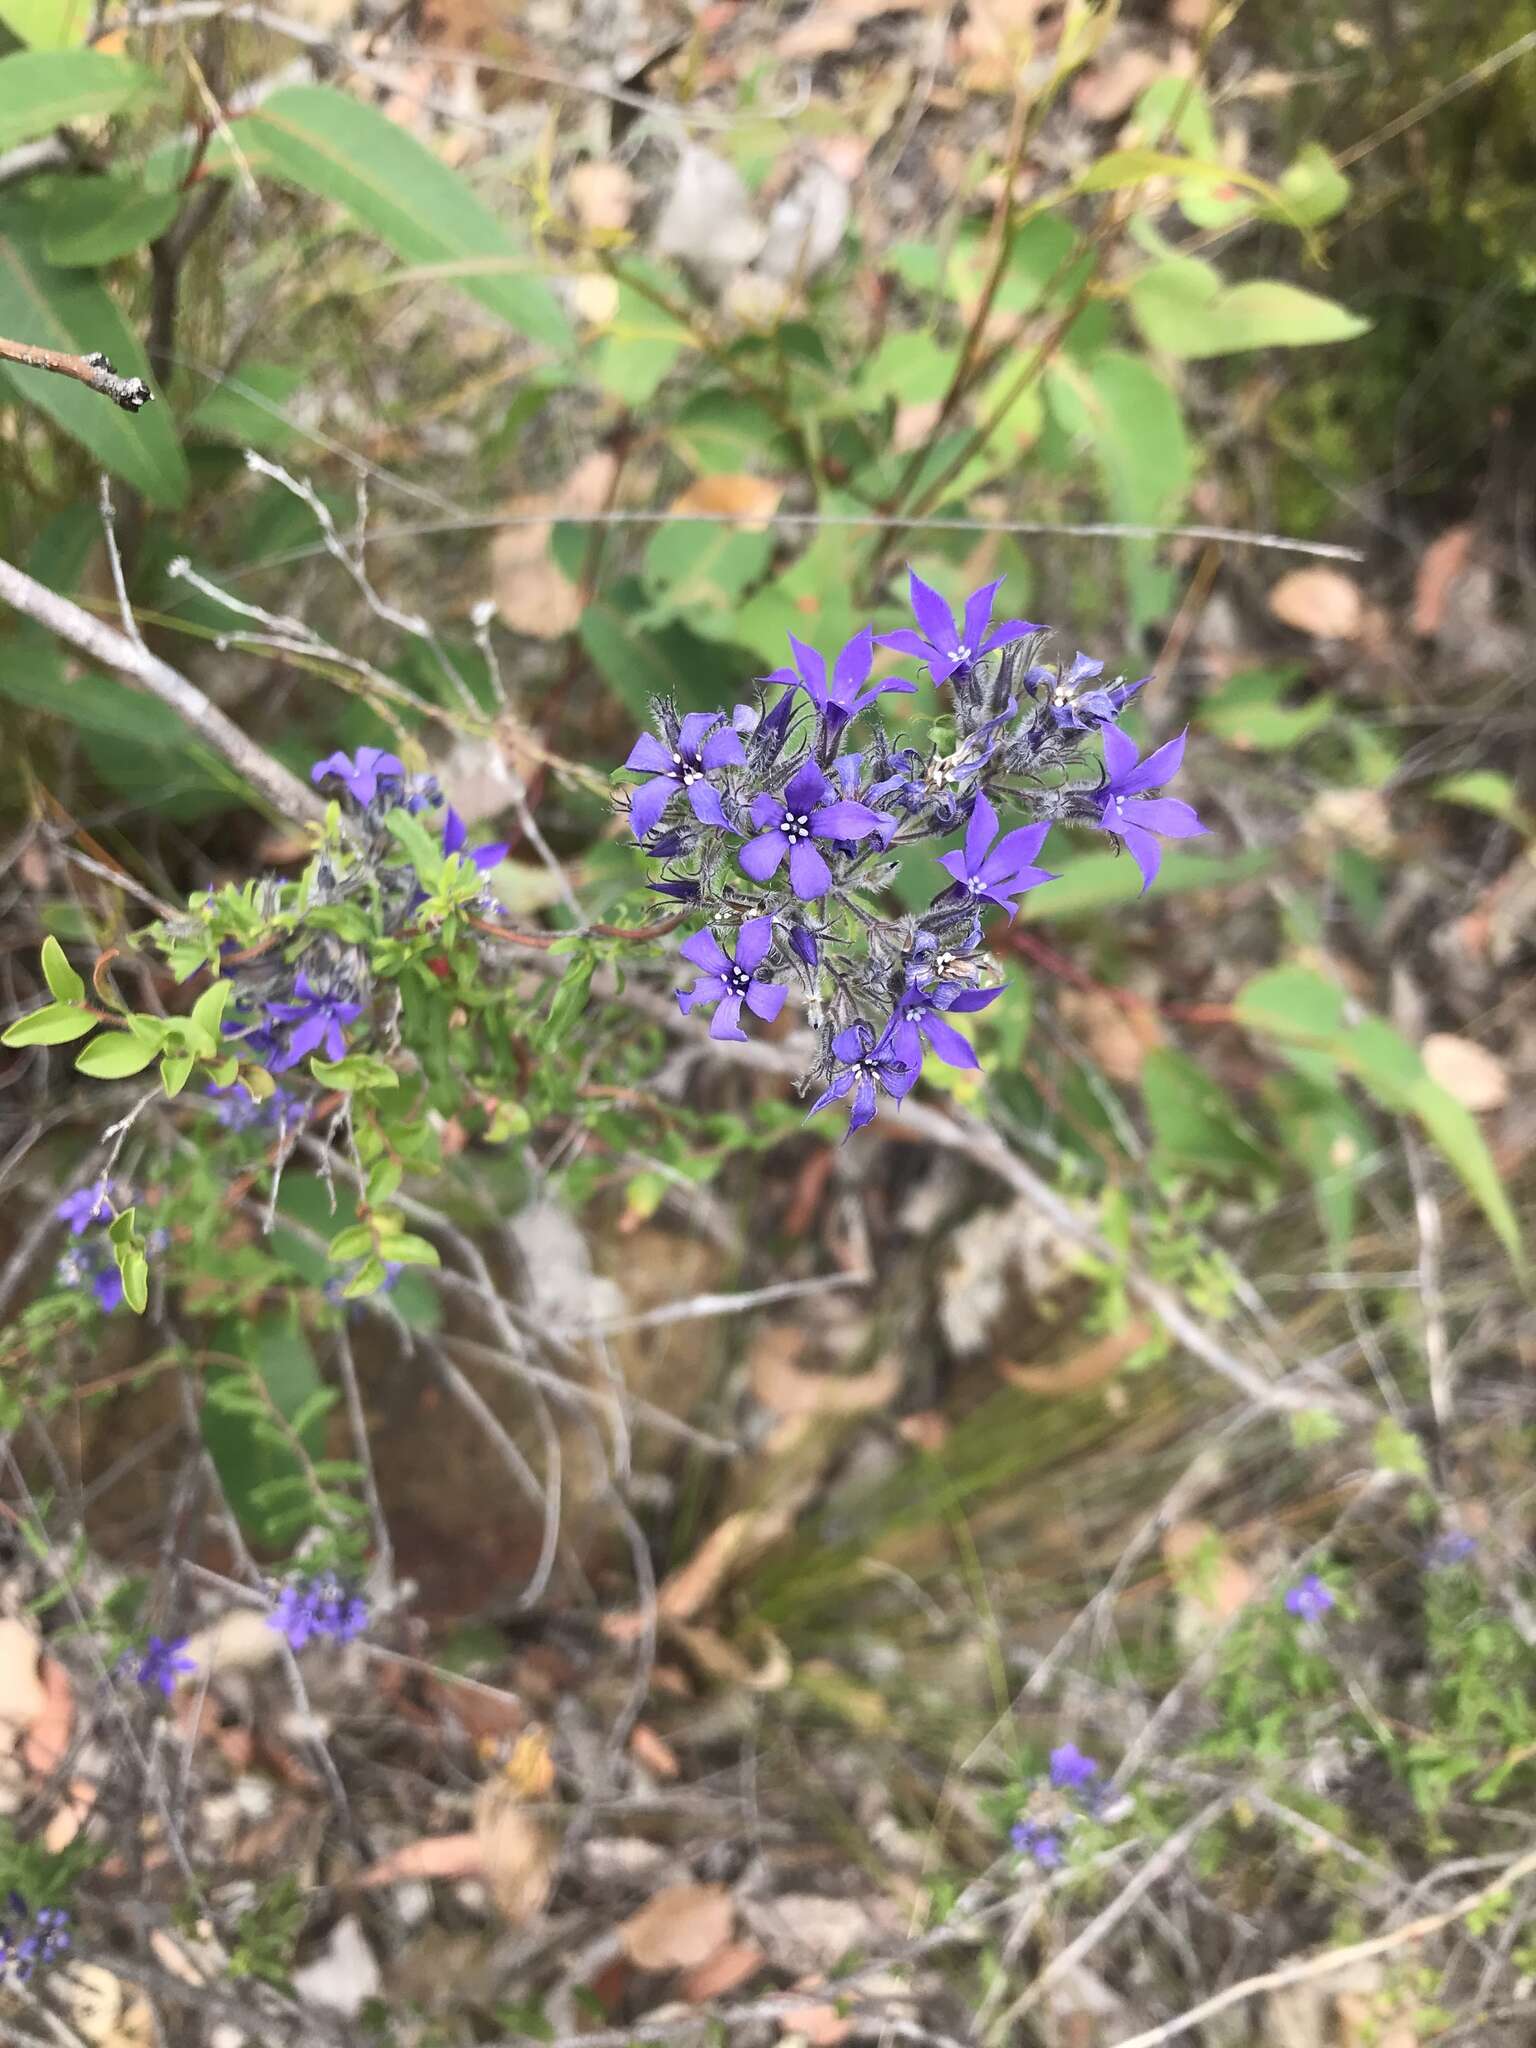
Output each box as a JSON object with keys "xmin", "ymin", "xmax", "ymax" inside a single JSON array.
[
  {"xmin": 56, "ymin": 1180, "xmax": 114, "ymax": 1235},
  {"xmin": 1024, "ymin": 651, "xmax": 1147, "ymax": 731},
  {"xmin": 265, "ymin": 973, "xmax": 364, "ymax": 1068},
  {"xmin": 1283, "ymin": 1573, "xmax": 1334, "ymax": 1623},
  {"xmin": 624, "ymin": 712, "xmax": 745, "ymax": 841},
  {"xmin": 808, "ymin": 1021, "xmax": 919, "ymax": 1136},
  {"xmin": 676, "ymin": 916, "xmax": 787, "ymax": 1042},
  {"xmin": 1092, "ymin": 728, "xmax": 1207, "ymax": 892},
  {"xmin": 886, "ymin": 978, "xmax": 1004, "ymax": 1077},
  {"xmin": 740, "ymin": 760, "xmax": 888, "ymax": 900},
  {"xmin": 769, "ymin": 627, "xmax": 916, "ymax": 734},
  {"xmin": 877, "ymin": 569, "xmax": 1040, "ymax": 685},
  {"xmin": 442, "ymin": 806, "xmax": 507, "ymax": 871},
  {"xmin": 92, "ymin": 1265, "xmax": 125, "ymax": 1314},
  {"xmin": 123, "ymin": 1634, "xmax": 195, "ymax": 1697},
  {"xmin": 310, "ymin": 747, "xmax": 405, "ymax": 807},
  {"xmin": 1010, "ymin": 1822, "xmax": 1064, "ymax": 1869},
  {"xmin": 936, "ymin": 794, "xmax": 1056, "ymax": 916},
  {"xmin": 1049, "ymin": 1743, "xmax": 1101, "ymax": 1792}
]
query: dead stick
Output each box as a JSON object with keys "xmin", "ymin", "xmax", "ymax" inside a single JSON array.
[{"xmin": 0, "ymin": 334, "xmax": 153, "ymax": 413}]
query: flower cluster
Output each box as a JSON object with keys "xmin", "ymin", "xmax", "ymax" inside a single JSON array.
[
  {"xmin": 1011, "ymin": 1743, "xmax": 1105, "ymax": 1869},
  {"xmin": 267, "ymin": 1572, "xmax": 369, "ymax": 1651},
  {"xmin": 210, "ymin": 749, "xmax": 506, "ymax": 1080},
  {"xmin": 121, "ymin": 1633, "xmax": 195, "ymax": 1696},
  {"xmin": 623, "ymin": 572, "xmax": 1204, "ymax": 1132},
  {"xmin": 1283, "ymin": 1573, "xmax": 1335, "ymax": 1623},
  {"xmin": 0, "ymin": 1894, "xmax": 71, "ymax": 1985},
  {"xmin": 54, "ymin": 1180, "xmax": 127, "ymax": 1313}
]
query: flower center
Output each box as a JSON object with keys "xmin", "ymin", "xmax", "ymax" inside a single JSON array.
[
  {"xmin": 955, "ymin": 644, "xmax": 971, "ymax": 662},
  {"xmin": 783, "ymin": 811, "xmax": 812, "ymax": 844},
  {"xmin": 966, "ymin": 875, "xmax": 985, "ymax": 893},
  {"xmin": 727, "ymin": 965, "xmax": 751, "ymax": 995},
  {"xmin": 673, "ymin": 751, "xmax": 702, "ymax": 785}
]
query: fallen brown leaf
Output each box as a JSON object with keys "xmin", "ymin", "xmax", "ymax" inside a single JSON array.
[
  {"xmin": 750, "ymin": 1328, "xmax": 901, "ymax": 1419},
  {"xmin": 23, "ymin": 1652, "xmax": 73, "ymax": 1778},
  {"xmin": 182, "ymin": 1606, "xmax": 282, "ymax": 1679},
  {"xmin": 1071, "ymin": 47, "xmax": 1167, "ymax": 120},
  {"xmin": 471, "ymin": 1780, "xmax": 555, "ymax": 1922},
  {"xmin": 998, "ymin": 1317, "xmax": 1154, "ymax": 1395},
  {"xmin": 681, "ymin": 1939, "xmax": 766, "ymax": 2002},
  {"xmin": 1411, "ymin": 524, "xmax": 1474, "ymax": 639},
  {"xmin": 0, "ymin": 1617, "xmax": 45, "ymax": 1769},
  {"xmin": 897, "ymin": 1410, "xmax": 949, "ymax": 1452},
  {"xmin": 1058, "ymin": 987, "xmax": 1164, "ymax": 1083},
  {"xmin": 1421, "ymin": 1032, "xmax": 1508, "ymax": 1113},
  {"xmin": 567, "ymin": 160, "xmax": 635, "ymax": 233},
  {"xmin": 670, "ymin": 471, "xmax": 782, "ymax": 530},
  {"xmin": 620, "ymin": 1883, "xmax": 735, "ymax": 1972},
  {"xmin": 354, "ymin": 1831, "xmax": 485, "ymax": 1889},
  {"xmin": 669, "ymin": 1621, "xmax": 793, "ymax": 1692},
  {"xmin": 1267, "ymin": 567, "xmax": 1364, "ymax": 641},
  {"xmin": 492, "ymin": 451, "xmax": 619, "ymax": 640},
  {"xmin": 629, "ymin": 1722, "xmax": 681, "ymax": 1780}
]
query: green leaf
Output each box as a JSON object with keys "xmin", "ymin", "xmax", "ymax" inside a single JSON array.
[
  {"xmin": 1, "ymin": 1001, "xmax": 94, "ymax": 1046},
  {"xmin": 589, "ymin": 271, "xmax": 693, "ymax": 404},
  {"xmin": 187, "ymin": 361, "xmax": 304, "ymax": 451},
  {"xmin": 373, "ymin": 1232, "xmax": 439, "ymax": 1268},
  {"xmin": 1199, "ymin": 666, "xmax": 1332, "ymax": 752},
  {"xmin": 1140, "ymin": 1047, "xmax": 1272, "ymax": 1185},
  {"xmin": 668, "ymin": 388, "xmax": 792, "ymax": 473},
  {"xmin": 1432, "ymin": 770, "xmax": 1533, "ymax": 835},
  {"xmin": 383, "ymin": 804, "xmax": 445, "ymax": 887},
  {"xmin": 1407, "ymin": 1073, "xmax": 1523, "ymax": 1270},
  {"xmin": 202, "ymin": 1310, "xmax": 326, "ymax": 1541},
  {"xmin": 1044, "ymin": 350, "xmax": 1192, "ymax": 626},
  {"xmin": 159, "ymin": 1049, "xmax": 195, "ymax": 1096},
  {"xmin": 1076, "ymin": 148, "xmax": 1285, "ymax": 209},
  {"xmin": 857, "ymin": 329, "xmax": 954, "ymax": 407},
  {"xmin": 581, "ymin": 591, "xmax": 720, "ymax": 721},
  {"xmin": 188, "ymin": 977, "xmax": 233, "ymax": 1053},
  {"xmin": 1128, "ymin": 256, "xmax": 1370, "ymax": 359},
  {"xmin": 366, "ymin": 1159, "xmax": 403, "ymax": 1207},
  {"xmin": 0, "ymin": 202, "xmax": 188, "ymax": 504},
  {"xmin": 74, "ymin": 1030, "xmax": 161, "ymax": 1076},
  {"xmin": 1267, "ymin": 1075, "xmax": 1373, "ymax": 1257},
  {"xmin": 343, "ymin": 1258, "xmax": 388, "ymax": 1298},
  {"xmin": 309, "ymin": 1053, "xmax": 399, "ymax": 1091},
  {"xmin": 1373, "ymin": 1417, "xmax": 1429, "ymax": 1480},
  {"xmin": 640, "ymin": 521, "xmax": 772, "ymax": 627},
  {"xmin": 0, "ymin": 0, "xmax": 92, "ymax": 47},
  {"xmin": 0, "ymin": 49, "xmax": 156, "ymax": 151},
  {"xmin": 1020, "ymin": 843, "xmax": 1272, "ymax": 922},
  {"xmin": 1264, "ymin": 144, "xmax": 1350, "ymax": 229},
  {"xmin": 208, "ymin": 86, "xmax": 570, "ymax": 350},
  {"xmin": 40, "ymin": 936, "xmax": 84, "ymax": 1004},
  {"xmin": 327, "ymin": 1224, "xmax": 375, "ymax": 1263},
  {"xmin": 39, "ymin": 173, "xmax": 180, "ymax": 267}
]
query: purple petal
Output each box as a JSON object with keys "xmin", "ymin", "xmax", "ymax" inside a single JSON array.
[
  {"xmin": 322, "ymin": 1018, "xmax": 349, "ymax": 1060},
  {"xmin": 749, "ymin": 790, "xmax": 786, "ymax": 829},
  {"xmin": 847, "ymin": 1076, "xmax": 879, "ymax": 1132},
  {"xmin": 808, "ymin": 1071, "xmax": 854, "ymax": 1116},
  {"xmin": 831, "ymin": 1024, "xmax": 872, "ymax": 1062},
  {"xmin": 963, "ymin": 792, "xmax": 999, "ymax": 873},
  {"xmin": 700, "ymin": 727, "xmax": 746, "ymax": 770},
  {"xmin": 876, "ymin": 628, "xmax": 937, "ymax": 661},
  {"xmin": 936, "ymin": 849, "xmax": 969, "ymax": 887},
  {"xmin": 677, "ymin": 974, "xmax": 726, "ymax": 1014},
  {"xmin": 442, "ymin": 806, "xmax": 467, "ymax": 855},
  {"xmin": 941, "ymin": 984, "xmax": 1005, "ymax": 1013},
  {"xmin": 687, "ymin": 781, "xmax": 729, "ymax": 827},
  {"xmin": 470, "ymin": 842, "xmax": 509, "ymax": 872},
  {"xmin": 787, "ymin": 634, "xmax": 829, "ymax": 710},
  {"xmin": 788, "ymin": 839, "xmax": 833, "ymax": 899},
  {"xmin": 734, "ymin": 916, "xmax": 774, "ymax": 972},
  {"xmin": 960, "ymin": 578, "xmax": 1002, "ymax": 654},
  {"xmin": 849, "ymin": 675, "xmax": 919, "ymax": 714},
  {"xmin": 830, "ymin": 625, "xmax": 875, "ymax": 704},
  {"xmin": 810, "ymin": 800, "xmax": 884, "ymax": 842},
  {"xmin": 1123, "ymin": 729, "xmax": 1188, "ymax": 795},
  {"xmin": 677, "ymin": 711, "xmax": 721, "ymax": 755},
  {"xmin": 920, "ymin": 1011, "xmax": 979, "ymax": 1068},
  {"xmin": 978, "ymin": 616, "xmax": 1041, "ymax": 655},
  {"xmin": 628, "ymin": 775, "xmax": 676, "ymax": 841},
  {"xmin": 709, "ymin": 995, "xmax": 747, "ymax": 1042},
  {"xmin": 745, "ymin": 979, "xmax": 786, "ymax": 1021},
  {"xmin": 680, "ymin": 928, "xmax": 732, "ymax": 975},
  {"xmin": 1100, "ymin": 724, "xmax": 1140, "ymax": 789},
  {"xmin": 625, "ymin": 732, "xmax": 674, "ymax": 775},
  {"xmin": 886, "ymin": 1018, "xmax": 924, "ymax": 1073},
  {"xmin": 907, "ymin": 568, "xmax": 958, "ymax": 652},
  {"xmin": 310, "ymin": 750, "xmax": 351, "ymax": 786},
  {"xmin": 1126, "ymin": 795, "xmax": 1206, "ymax": 839},
  {"xmin": 783, "ymin": 758, "xmax": 831, "ymax": 813},
  {"xmin": 1122, "ymin": 823, "xmax": 1163, "ymax": 892},
  {"xmin": 979, "ymin": 821, "xmax": 1051, "ymax": 882},
  {"xmin": 286, "ymin": 1014, "xmax": 327, "ymax": 1060},
  {"xmin": 740, "ymin": 831, "xmax": 787, "ymax": 881}
]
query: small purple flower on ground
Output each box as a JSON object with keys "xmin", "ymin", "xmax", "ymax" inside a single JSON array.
[
  {"xmin": 265, "ymin": 973, "xmax": 364, "ymax": 1068},
  {"xmin": 1010, "ymin": 1820, "xmax": 1064, "ymax": 1869},
  {"xmin": 1426, "ymin": 1531, "xmax": 1477, "ymax": 1569},
  {"xmin": 1091, "ymin": 729, "xmax": 1207, "ymax": 891},
  {"xmin": 625, "ymin": 712, "xmax": 745, "ymax": 840},
  {"xmin": 268, "ymin": 1573, "xmax": 370, "ymax": 1650},
  {"xmin": 676, "ymin": 918, "xmax": 787, "ymax": 1042},
  {"xmin": 886, "ymin": 978, "xmax": 1003, "ymax": 1076},
  {"xmin": 1284, "ymin": 1573, "xmax": 1335, "ymax": 1622},
  {"xmin": 808, "ymin": 1022, "xmax": 919, "ymax": 1135},
  {"xmin": 878, "ymin": 568, "xmax": 1039, "ymax": 685},
  {"xmin": 123, "ymin": 1634, "xmax": 195, "ymax": 1697},
  {"xmin": 769, "ymin": 628, "xmax": 916, "ymax": 734},
  {"xmin": 936, "ymin": 794, "xmax": 1056, "ymax": 916},
  {"xmin": 1023, "ymin": 651, "xmax": 1146, "ymax": 731},
  {"xmin": 56, "ymin": 1180, "xmax": 114, "ymax": 1234},
  {"xmin": 1049, "ymin": 1743, "xmax": 1101, "ymax": 1791},
  {"xmin": 0, "ymin": 1897, "xmax": 71, "ymax": 1985},
  {"xmin": 740, "ymin": 760, "xmax": 888, "ymax": 900},
  {"xmin": 310, "ymin": 747, "xmax": 405, "ymax": 807}
]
